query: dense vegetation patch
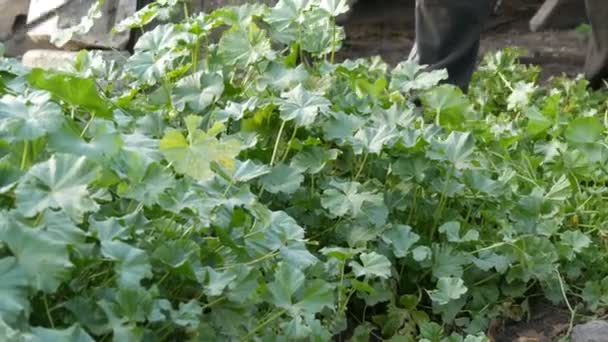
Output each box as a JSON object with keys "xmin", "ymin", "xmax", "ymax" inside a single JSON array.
[{"xmin": 1, "ymin": 0, "xmax": 608, "ymax": 340}]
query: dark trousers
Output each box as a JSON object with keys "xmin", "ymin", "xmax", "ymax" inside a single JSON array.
[{"xmin": 415, "ymin": 0, "xmax": 608, "ymax": 90}]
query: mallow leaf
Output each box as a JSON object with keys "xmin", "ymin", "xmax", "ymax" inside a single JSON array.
[
  {"xmin": 565, "ymin": 117, "xmax": 603, "ymax": 145},
  {"xmin": 381, "ymin": 225, "xmax": 420, "ymax": 258},
  {"xmin": 319, "ymin": 0, "xmax": 349, "ymax": 16},
  {"xmin": 27, "ymin": 69, "xmax": 112, "ymax": 119},
  {"xmin": 30, "ymin": 324, "xmax": 94, "ymax": 342},
  {"xmin": 15, "ymin": 154, "xmax": 100, "ymax": 222},
  {"xmin": 350, "ymin": 252, "xmax": 392, "ymax": 279},
  {"xmin": 279, "ymin": 84, "xmax": 331, "ymax": 127},
  {"xmin": 0, "ymin": 91, "xmax": 63, "ymax": 141},
  {"xmin": 218, "ymin": 23, "xmax": 275, "ymax": 67},
  {"xmin": 160, "ymin": 115, "xmax": 240, "ymax": 181},
  {"xmin": 427, "ymin": 131, "xmax": 476, "ymax": 169},
  {"xmin": 0, "ymin": 217, "xmax": 72, "ymax": 293},
  {"xmin": 0, "ymin": 257, "xmax": 30, "ymax": 326},
  {"xmin": 172, "ymin": 71, "xmax": 224, "ymax": 113},
  {"xmin": 101, "ymin": 241, "xmax": 152, "ymax": 288},
  {"xmin": 260, "ymin": 164, "xmax": 303, "ymax": 194},
  {"xmin": 429, "ymin": 277, "xmax": 468, "ymax": 305}
]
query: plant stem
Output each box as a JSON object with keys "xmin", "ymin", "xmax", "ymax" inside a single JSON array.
[
  {"xmin": 338, "ymin": 261, "xmax": 346, "ymax": 312},
  {"xmin": 192, "ymin": 38, "xmax": 200, "ymax": 73},
  {"xmin": 270, "ymin": 120, "xmax": 286, "ymax": 167},
  {"xmin": 280, "ymin": 127, "xmax": 298, "ymax": 162},
  {"xmin": 298, "ymin": 24, "xmax": 305, "ymax": 66},
  {"xmin": 330, "ymin": 17, "xmax": 337, "ymax": 64},
  {"xmin": 43, "ymin": 295, "xmax": 55, "ymax": 328},
  {"xmin": 556, "ymin": 268, "xmax": 576, "ymax": 339},
  {"xmin": 163, "ymin": 78, "xmax": 173, "ymax": 108},
  {"xmin": 80, "ymin": 113, "xmax": 96, "ymax": 137},
  {"xmin": 432, "ymin": 168, "xmax": 452, "ymax": 239},
  {"xmin": 354, "ymin": 152, "xmax": 369, "ymax": 180},
  {"xmin": 241, "ymin": 309, "xmax": 287, "ymax": 341},
  {"xmin": 182, "ymin": 1, "xmax": 189, "ymax": 20},
  {"xmin": 20, "ymin": 141, "xmax": 29, "ymax": 170}
]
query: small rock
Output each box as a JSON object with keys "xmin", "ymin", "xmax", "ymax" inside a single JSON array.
[
  {"xmin": 0, "ymin": 0, "xmax": 30, "ymax": 40},
  {"xmin": 22, "ymin": 49, "xmax": 129, "ymax": 71},
  {"xmin": 26, "ymin": 0, "xmax": 135, "ymax": 50},
  {"xmin": 571, "ymin": 320, "xmax": 608, "ymax": 342}
]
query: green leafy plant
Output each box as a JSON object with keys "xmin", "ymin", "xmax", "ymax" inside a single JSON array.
[{"xmin": 1, "ymin": 0, "xmax": 608, "ymax": 341}]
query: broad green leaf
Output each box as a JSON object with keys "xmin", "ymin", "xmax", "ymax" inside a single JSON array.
[
  {"xmin": 350, "ymin": 252, "xmax": 392, "ymax": 279},
  {"xmin": 565, "ymin": 116, "xmax": 603, "ymax": 144},
  {"xmin": 427, "ymin": 131, "xmax": 476, "ymax": 169},
  {"xmin": 268, "ymin": 263, "xmax": 305, "ymax": 308},
  {"xmin": 279, "ymin": 84, "xmax": 331, "ymax": 127},
  {"xmin": 201, "ymin": 267, "xmax": 237, "ymax": 297},
  {"xmin": 300, "ymin": 9, "xmax": 343, "ymax": 56},
  {"xmin": 152, "ymin": 240, "xmax": 200, "ymax": 269},
  {"xmin": 438, "ymin": 221, "xmax": 478, "ymax": 243},
  {"xmin": 172, "ymin": 71, "xmax": 224, "ymax": 112},
  {"xmin": 291, "ymin": 146, "xmax": 339, "ymax": 174},
  {"xmin": 381, "ymin": 225, "xmax": 420, "ymax": 258},
  {"xmin": 507, "ymin": 82, "xmax": 535, "ymax": 110},
  {"xmin": 232, "ymin": 160, "xmax": 271, "ymax": 182},
  {"xmin": 134, "ymin": 24, "xmax": 188, "ymax": 52},
  {"xmin": 127, "ymin": 51, "xmax": 168, "ymax": 86},
  {"xmin": 429, "ymin": 277, "xmax": 468, "ymax": 305},
  {"xmin": 117, "ymin": 163, "xmax": 174, "ymax": 206},
  {"xmin": 280, "ymin": 243, "xmax": 319, "ymax": 269},
  {"xmin": 525, "ymin": 106, "xmax": 552, "ymax": 137},
  {"xmin": 160, "ymin": 115, "xmax": 240, "ymax": 181},
  {"xmin": 0, "ymin": 162, "xmax": 20, "ymax": 194},
  {"xmin": 0, "ymin": 217, "xmax": 72, "ymax": 292},
  {"xmin": 218, "ymin": 24, "xmax": 275, "ymax": 67},
  {"xmin": 49, "ymin": 122, "xmax": 122, "ymax": 159},
  {"xmin": 15, "ymin": 154, "xmax": 100, "ymax": 221},
  {"xmin": 352, "ymin": 125, "xmax": 399, "ymax": 154},
  {"xmin": 321, "ymin": 180, "xmax": 384, "ymax": 221},
  {"xmin": 260, "ymin": 164, "xmax": 303, "ymax": 194},
  {"xmin": 421, "ymin": 84, "xmax": 470, "ymax": 127},
  {"xmin": 214, "ymin": 98, "xmax": 258, "ymax": 122},
  {"xmin": 259, "ymin": 63, "xmax": 309, "ymax": 91},
  {"xmin": 101, "ymin": 241, "xmax": 152, "ymax": 288},
  {"xmin": 294, "ymin": 279, "xmax": 335, "ymax": 313},
  {"xmin": 413, "ymin": 246, "xmax": 432, "ymax": 262},
  {"xmin": 27, "ymin": 69, "xmax": 112, "ymax": 119},
  {"xmin": 561, "ymin": 231, "xmax": 591, "ymax": 253},
  {"xmin": 319, "ymin": 0, "xmax": 349, "ymax": 16},
  {"xmin": 0, "ymin": 91, "xmax": 63, "ymax": 141},
  {"xmin": 30, "ymin": 324, "xmax": 94, "ymax": 342},
  {"xmin": 0, "ymin": 317, "xmax": 34, "ymax": 341},
  {"xmin": 432, "ymin": 246, "xmax": 467, "ymax": 279},
  {"xmin": 473, "ymin": 251, "xmax": 510, "ymax": 273},
  {"xmin": 172, "ymin": 300, "xmax": 202, "ymax": 328},
  {"xmin": 0, "ymin": 257, "xmax": 30, "ymax": 326},
  {"xmin": 390, "ymin": 61, "xmax": 448, "ymax": 92},
  {"xmin": 419, "ymin": 321, "xmax": 444, "ymax": 341},
  {"xmin": 266, "ymin": 0, "xmax": 310, "ymax": 44},
  {"xmin": 322, "ymin": 111, "xmax": 365, "ymax": 143}
]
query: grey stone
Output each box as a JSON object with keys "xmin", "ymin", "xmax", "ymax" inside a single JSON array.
[
  {"xmin": 26, "ymin": 0, "xmax": 136, "ymax": 50},
  {"xmin": 21, "ymin": 49, "xmax": 129, "ymax": 71},
  {"xmin": 0, "ymin": 0, "xmax": 30, "ymax": 40},
  {"xmin": 530, "ymin": 0, "xmax": 588, "ymax": 32},
  {"xmin": 572, "ymin": 320, "xmax": 608, "ymax": 342}
]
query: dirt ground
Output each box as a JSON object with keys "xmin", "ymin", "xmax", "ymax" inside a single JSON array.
[{"xmin": 338, "ymin": 0, "xmax": 588, "ymax": 82}]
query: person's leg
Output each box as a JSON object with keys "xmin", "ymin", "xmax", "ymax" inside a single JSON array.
[
  {"xmin": 584, "ymin": 0, "xmax": 608, "ymax": 89},
  {"xmin": 414, "ymin": 0, "xmax": 493, "ymax": 91}
]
